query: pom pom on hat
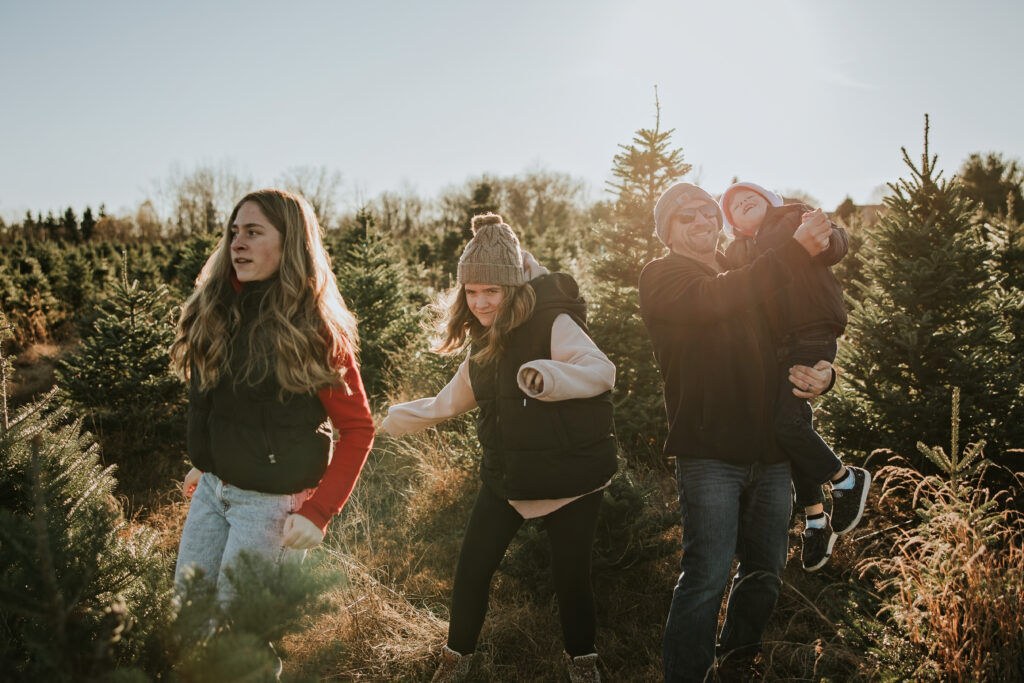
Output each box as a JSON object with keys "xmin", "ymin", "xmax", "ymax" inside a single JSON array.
[
  {"xmin": 457, "ymin": 213, "xmax": 526, "ymax": 286},
  {"xmin": 653, "ymin": 183, "xmax": 723, "ymax": 245},
  {"xmin": 719, "ymin": 181, "xmax": 784, "ymax": 239}
]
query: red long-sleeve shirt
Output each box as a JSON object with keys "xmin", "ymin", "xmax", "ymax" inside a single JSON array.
[{"xmin": 298, "ymin": 338, "xmax": 375, "ymax": 531}]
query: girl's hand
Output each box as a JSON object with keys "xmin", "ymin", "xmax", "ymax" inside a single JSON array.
[
  {"xmin": 282, "ymin": 513, "xmax": 324, "ymax": 550},
  {"xmin": 789, "ymin": 360, "xmax": 833, "ymax": 398},
  {"xmin": 182, "ymin": 467, "xmax": 202, "ymax": 498},
  {"xmin": 521, "ymin": 367, "xmax": 544, "ymax": 394}
]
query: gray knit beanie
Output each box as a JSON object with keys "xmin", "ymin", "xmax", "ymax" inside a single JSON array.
[
  {"xmin": 653, "ymin": 182, "xmax": 723, "ymax": 245},
  {"xmin": 457, "ymin": 213, "xmax": 526, "ymax": 286}
]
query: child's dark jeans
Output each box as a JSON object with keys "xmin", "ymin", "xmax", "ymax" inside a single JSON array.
[{"xmin": 775, "ymin": 330, "xmax": 842, "ymax": 508}]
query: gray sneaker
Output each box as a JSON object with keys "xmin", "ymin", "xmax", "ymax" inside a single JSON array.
[
  {"xmin": 431, "ymin": 645, "xmax": 474, "ymax": 683},
  {"xmin": 830, "ymin": 466, "xmax": 871, "ymax": 535},
  {"xmin": 801, "ymin": 514, "xmax": 837, "ymax": 572},
  {"xmin": 565, "ymin": 652, "xmax": 601, "ymax": 683}
]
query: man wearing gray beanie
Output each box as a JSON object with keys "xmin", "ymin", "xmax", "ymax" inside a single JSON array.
[{"xmin": 638, "ymin": 182, "xmax": 836, "ymax": 682}]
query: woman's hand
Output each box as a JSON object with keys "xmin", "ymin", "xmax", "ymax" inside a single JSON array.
[
  {"xmin": 789, "ymin": 360, "xmax": 833, "ymax": 398},
  {"xmin": 521, "ymin": 367, "xmax": 544, "ymax": 394},
  {"xmin": 282, "ymin": 513, "xmax": 325, "ymax": 550},
  {"xmin": 182, "ymin": 467, "xmax": 202, "ymax": 498}
]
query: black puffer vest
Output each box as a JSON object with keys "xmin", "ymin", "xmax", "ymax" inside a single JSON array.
[
  {"xmin": 468, "ymin": 273, "xmax": 617, "ymax": 500},
  {"xmin": 186, "ymin": 282, "xmax": 334, "ymax": 494}
]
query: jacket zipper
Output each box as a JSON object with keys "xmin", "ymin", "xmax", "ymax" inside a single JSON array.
[{"xmin": 261, "ymin": 403, "xmax": 276, "ymax": 464}]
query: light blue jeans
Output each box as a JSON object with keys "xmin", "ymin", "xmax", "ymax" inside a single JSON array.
[{"xmin": 174, "ymin": 472, "xmax": 310, "ymax": 602}]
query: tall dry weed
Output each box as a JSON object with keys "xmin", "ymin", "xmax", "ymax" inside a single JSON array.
[{"xmin": 856, "ymin": 392, "xmax": 1024, "ymax": 680}]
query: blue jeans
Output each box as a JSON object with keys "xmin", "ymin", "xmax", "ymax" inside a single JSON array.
[
  {"xmin": 663, "ymin": 459, "xmax": 792, "ymax": 683},
  {"xmin": 775, "ymin": 336, "xmax": 842, "ymax": 507},
  {"xmin": 174, "ymin": 472, "xmax": 310, "ymax": 603}
]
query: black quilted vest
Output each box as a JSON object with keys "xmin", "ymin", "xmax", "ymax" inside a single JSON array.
[
  {"xmin": 468, "ymin": 273, "xmax": 617, "ymax": 499},
  {"xmin": 186, "ymin": 282, "xmax": 333, "ymax": 494}
]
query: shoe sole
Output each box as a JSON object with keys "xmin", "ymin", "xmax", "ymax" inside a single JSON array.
[
  {"xmin": 802, "ymin": 531, "xmax": 837, "ymax": 572},
  {"xmin": 834, "ymin": 469, "xmax": 871, "ymax": 535}
]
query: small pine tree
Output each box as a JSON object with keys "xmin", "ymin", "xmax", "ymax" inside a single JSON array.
[
  {"xmin": 332, "ymin": 209, "xmax": 424, "ymax": 400},
  {"xmin": 55, "ymin": 253, "xmax": 185, "ymax": 477},
  {"xmin": 0, "ymin": 368, "xmax": 343, "ymax": 680},
  {"xmin": 81, "ymin": 206, "xmax": 96, "ymax": 242},
  {"xmin": 821, "ymin": 116, "xmax": 1024, "ymax": 468},
  {"xmin": 582, "ymin": 92, "xmax": 691, "ymax": 465},
  {"xmin": 0, "ymin": 390, "xmax": 173, "ymax": 681},
  {"xmin": 599, "ymin": 88, "xmax": 692, "ymax": 286}
]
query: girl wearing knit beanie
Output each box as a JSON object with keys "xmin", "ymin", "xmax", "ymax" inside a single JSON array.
[
  {"xmin": 719, "ymin": 182, "xmax": 871, "ymax": 573},
  {"xmin": 381, "ymin": 213, "xmax": 617, "ymax": 682}
]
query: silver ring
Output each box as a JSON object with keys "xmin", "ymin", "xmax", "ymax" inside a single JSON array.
[{"xmin": 805, "ymin": 384, "xmax": 812, "ymax": 392}]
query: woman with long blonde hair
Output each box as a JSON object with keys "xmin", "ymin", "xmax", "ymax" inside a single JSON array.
[
  {"xmin": 381, "ymin": 213, "xmax": 618, "ymax": 682},
  {"xmin": 170, "ymin": 189, "xmax": 374, "ymax": 605}
]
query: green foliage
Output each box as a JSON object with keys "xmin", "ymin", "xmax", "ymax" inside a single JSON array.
[
  {"xmin": 957, "ymin": 151, "xmax": 1024, "ymax": 222},
  {"xmin": 170, "ymin": 232, "xmax": 221, "ymax": 295},
  {"xmin": 173, "ymin": 552, "xmax": 346, "ymax": 682},
  {"xmin": 582, "ymin": 94, "xmax": 690, "ymax": 464},
  {"xmin": 0, "ymin": 389, "xmax": 344, "ymax": 679},
  {"xmin": 0, "ymin": 395, "xmax": 174, "ymax": 681},
  {"xmin": 55, "ymin": 254, "xmax": 185, "ymax": 483},
  {"xmin": 331, "ymin": 209, "xmax": 426, "ymax": 401},
  {"xmin": 821, "ymin": 117, "xmax": 1024, "ymax": 469}
]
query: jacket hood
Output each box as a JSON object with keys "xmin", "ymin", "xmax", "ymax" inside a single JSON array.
[{"xmin": 529, "ymin": 272, "xmax": 586, "ymax": 323}]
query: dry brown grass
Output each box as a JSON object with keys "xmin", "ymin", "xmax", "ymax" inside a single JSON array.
[
  {"xmin": 275, "ymin": 421, "xmax": 678, "ymax": 682},
  {"xmin": 858, "ymin": 461, "xmax": 1024, "ymax": 680}
]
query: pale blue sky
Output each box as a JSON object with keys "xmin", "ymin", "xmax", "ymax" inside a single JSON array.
[{"xmin": 1, "ymin": 0, "xmax": 1021, "ymax": 221}]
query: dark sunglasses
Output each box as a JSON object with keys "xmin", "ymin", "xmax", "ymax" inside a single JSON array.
[{"xmin": 673, "ymin": 206, "xmax": 720, "ymax": 224}]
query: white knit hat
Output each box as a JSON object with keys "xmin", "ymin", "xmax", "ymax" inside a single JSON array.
[
  {"xmin": 719, "ymin": 181, "xmax": 784, "ymax": 239},
  {"xmin": 653, "ymin": 182, "xmax": 723, "ymax": 245}
]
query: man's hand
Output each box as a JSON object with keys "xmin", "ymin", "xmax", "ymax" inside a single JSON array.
[
  {"xmin": 790, "ymin": 359, "xmax": 833, "ymax": 398},
  {"xmin": 282, "ymin": 513, "xmax": 325, "ymax": 550},
  {"xmin": 182, "ymin": 467, "xmax": 202, "ymax": 498},
  {"xmin": 793, "ymin": 209, "xmax": 831, "ymax": 256}
]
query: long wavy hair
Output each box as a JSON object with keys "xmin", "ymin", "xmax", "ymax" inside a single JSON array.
[
  {"xmin": 433, "ymin": 282, "xmax": 536, "ymax": 365},
  {"xmin": 170, "ymin": 189, "xmax": 358, "ymax": 395}
]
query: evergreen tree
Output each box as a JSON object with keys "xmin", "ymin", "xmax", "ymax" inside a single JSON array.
[
  {"xmin": 821, "ymin": 117, "xmax": 1024, "ymax": 469},
  {"xmin": 0, "ymin": 383, "xmax": 173, "ymax": 680},
  {"xmin": 171, "ymin": 232, "xmax": 221, "ymax": 295},
  {"xmin": 0, "ymin": 362, "xmax": 342, "ymax": 680},
  {"xmin": 957, "ymin": 151, "xmax": 1024, "ymax": 222},
  {"xmin": 988, "ymin": 212, "xmax": 1024, "ymax": 363},
  {"xmin": 55, "ymin": 253, "xmax": 185, "ymax": 476},
  {"xmin": 81, "ymin": 206, "xmax": 96, "ymax": 242},
  {"xmin": 332, "ymin": 208, "xmax": 424, "ymax": 400},
  {"xmin": 62, "ymin": 207, "xmax": 79, "ymax": 242},
  {"xmin": 581, "ymin": 93, "xmax": 691, "ymax": 465},
  {"xmin": 599, "ymin": 89, "xmax": 692, "ymax": 285}
]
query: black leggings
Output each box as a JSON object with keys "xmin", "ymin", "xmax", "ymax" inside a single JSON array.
[{"xmin": 447, "ymin": 484, "xmax": 603, "ymax": 657}]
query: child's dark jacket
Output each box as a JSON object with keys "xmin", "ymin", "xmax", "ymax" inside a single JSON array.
[{"xmin": 725, "ymin": 204, "xmax": 848, "ymax": 340}]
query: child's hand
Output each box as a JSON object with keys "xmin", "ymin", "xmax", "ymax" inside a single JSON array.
[
  {"xmin": 283, "ymin": 513, "xmax": 325, "ymax": 550},
  {"xmin": 794, "ymin": 211, "xmax": 831, "ymax": 256},
  {"xmin": 521, "ymin": 367, "xmax": 545, "ymax": 395},
  {"xmin": 182, "ymin": 467, "xmax": 202, "ymax": 498}
]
